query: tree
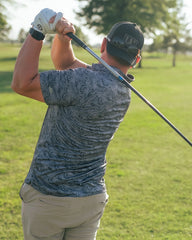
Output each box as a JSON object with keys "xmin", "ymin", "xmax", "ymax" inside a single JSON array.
[
  {"xmin": 75, "ymin": 0, "xmax": 180, "ymax": 35},
  {"xmin": 75, "ymin": 0, "xmax": 181, "ymax": 68},
  {"xmin": 149, "ymin": 7, "xmax": 192, "ymax": 67},
  {"xmin": 0, "ymin": 0, "xmax": 12, "ymax": 40}
]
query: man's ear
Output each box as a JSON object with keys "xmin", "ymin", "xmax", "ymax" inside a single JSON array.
[{"xmin": 100, "ymin": 38, "xmax": 107, "ymax": 53}]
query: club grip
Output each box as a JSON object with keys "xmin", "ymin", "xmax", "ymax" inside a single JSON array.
[{"xmin": 67, "ymin": 32, "xmax": 87, "ymax": 49}]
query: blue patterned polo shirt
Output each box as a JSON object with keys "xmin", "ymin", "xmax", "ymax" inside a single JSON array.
[{"xmin": 25, "ymin": 64, "xmax": 132, "ymax": 197}]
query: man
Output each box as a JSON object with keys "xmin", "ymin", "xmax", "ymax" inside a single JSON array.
[{"xmin": 12, "ymin": 8, "xmax": 144, "ymax": 240}]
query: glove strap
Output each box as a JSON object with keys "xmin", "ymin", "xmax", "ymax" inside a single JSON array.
[{"xmin": 29, "ymin": 28, "xmax": 45, "ymax": 41}]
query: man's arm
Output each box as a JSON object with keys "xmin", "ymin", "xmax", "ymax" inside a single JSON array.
[
  {"xmin": 51, "ymin": 18, "xmax": 87, "ymax": 70},
  {"xmin": 11, "ymin": 8, "xmax": 60, "ymax": 102},
  {"xmin": 11, "ymin": 11, "xmax": 81, "ymax": 102},
  {"xmin": 11, "ymin": 35, "xmax": 44, "ymax": 102}
]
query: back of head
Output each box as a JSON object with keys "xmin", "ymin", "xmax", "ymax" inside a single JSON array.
[{"xmin": 106, "ymin": 22, "xmax": 144, "ymax": 67}]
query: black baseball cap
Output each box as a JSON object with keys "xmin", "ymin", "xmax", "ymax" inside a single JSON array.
[{"xmin": 106, "ymin": 22, "xmax": 144, "ymax": 65}]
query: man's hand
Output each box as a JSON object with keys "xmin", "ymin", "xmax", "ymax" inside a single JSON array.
[
  {"xmin": 32, "ymin": 8, "xmax": 63, "ymax": 35},
  {"xmin": 55, "ymin": 17, "xmax": 75, "ymax": 41},
  {"xmin": 51, "ymin": 18, "xmax": 87, "ymax": 70}
]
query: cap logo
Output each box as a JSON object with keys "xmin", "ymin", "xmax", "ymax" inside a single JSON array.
[{"xmin": 124, "ymin": 34, "xmax": 139, "ymax": 47}]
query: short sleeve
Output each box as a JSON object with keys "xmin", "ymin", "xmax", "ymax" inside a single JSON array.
[{"xmin": 40, "ymin": 69, "xmax": 79, "ymax": 106}]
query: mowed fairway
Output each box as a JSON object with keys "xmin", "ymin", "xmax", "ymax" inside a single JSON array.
[{"xmin": 0, "ymin": 42, "xmax": 192, "ymax": 240}]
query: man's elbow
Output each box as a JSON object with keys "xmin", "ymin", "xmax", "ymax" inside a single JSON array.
[
  {"xmin": 11, "ymin": 76, "xmax": 27, "ymax": 94},
  {"xmin": 11, "ymin": 78, "xmax": 20, "ymax": 93},
  {"xmin": 11, "ymin": 77, "xmax": 20, "ymax": 93}
]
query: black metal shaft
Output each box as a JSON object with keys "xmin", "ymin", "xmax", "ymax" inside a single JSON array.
[{"xmin": 67, "ymin": 32, "xmax": 192, "ymax": 147}]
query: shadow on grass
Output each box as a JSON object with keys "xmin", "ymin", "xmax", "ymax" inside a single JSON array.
[
  {"xmin": 0, "ymin": 71, "xmax": 13, "ymax": 93},
  {"xmin": 0, "ymin": 57, "xmax": 17, "ymax": 62}
]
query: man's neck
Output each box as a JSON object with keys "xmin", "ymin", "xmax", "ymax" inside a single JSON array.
[{"xmin": 101, "ymin": 54, "xmax": 129, "ymax": 75}]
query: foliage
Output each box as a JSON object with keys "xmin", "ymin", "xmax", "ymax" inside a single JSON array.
[
  {"xmin": 0, "ymin": 43, "xmax": 192, "ymax": 239},
  {"xmin": 0, "ymin": 0, "xmax": 12, "ymax": 40},
  {"xmin": 75, "ymin": 0, "xmax": 181, "ymax": 35},
  {"xmin": 149, "ymin": 7, "xmax": 192, "ymax": 67},
  {"xmin": 75, "ymin": 0, "xmax": 184, "ymax": 68}
]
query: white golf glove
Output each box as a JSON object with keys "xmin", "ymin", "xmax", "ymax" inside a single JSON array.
[{"xmin": 31, "ymin": 8, "xmax": 63, "ymax": 35}]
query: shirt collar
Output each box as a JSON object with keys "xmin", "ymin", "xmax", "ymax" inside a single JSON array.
[{"xmin": 90, "ymin": 63, "xmax": 135, "ymax": 83}]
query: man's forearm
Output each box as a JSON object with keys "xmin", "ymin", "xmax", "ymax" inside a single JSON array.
[
  {"xmin": 12, "ymin": 35, "xmax": 42, "ymax": 91},
  {"xmin": 51, "ymin": 34, "xmax": 76, "ymax": 70}
]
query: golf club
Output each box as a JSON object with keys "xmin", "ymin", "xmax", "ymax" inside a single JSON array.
[{"xmin": 67, "ymin": 32, "xmax": 192, "ymax": 147}]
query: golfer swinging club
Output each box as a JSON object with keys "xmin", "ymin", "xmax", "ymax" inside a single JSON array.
[{"xmin": 12, "ymin": 8, "xmax": 144, "ymax": 240}]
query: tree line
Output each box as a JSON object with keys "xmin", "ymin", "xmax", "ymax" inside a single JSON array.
[{"xmin": 1, "ymin": 0, "xmax": 192, "ymax": 67}]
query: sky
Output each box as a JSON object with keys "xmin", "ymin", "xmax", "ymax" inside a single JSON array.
[
  {"xmin": 6, "ymin": 0, "xmax": 104, "ymax": 44},
  {"xmin": 6, "ymin": 0, "xmax": 192, "ymax": 45}
]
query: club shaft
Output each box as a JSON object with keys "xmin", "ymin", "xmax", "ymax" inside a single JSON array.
[{"xmin": 67, "ymin": 33, "xmax": 192, "ymax": 147}]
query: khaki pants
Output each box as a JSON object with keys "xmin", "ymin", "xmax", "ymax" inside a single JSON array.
[{"xmin": 20, "ymin": 183, "xmax": 108, "ymax": 240}]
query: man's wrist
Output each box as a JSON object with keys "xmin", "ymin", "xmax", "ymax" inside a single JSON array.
[{"xmin": 29, "ymin": 28, "xmax": 45, "ymax": 41}]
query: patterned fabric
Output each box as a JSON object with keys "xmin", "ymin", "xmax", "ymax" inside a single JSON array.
[{"xmin": 25, "ymin": 64, "xmax": 132, "ymax": 197}]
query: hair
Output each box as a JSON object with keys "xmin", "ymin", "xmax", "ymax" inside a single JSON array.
[{"xmin": 107, "ymin": 51, "xmax": 132, "ymax": 67}]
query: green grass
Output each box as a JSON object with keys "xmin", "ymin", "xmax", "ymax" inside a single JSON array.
[{"xmin": 0, "ymin": 43, "xmax": 192, "ymax": 240}]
